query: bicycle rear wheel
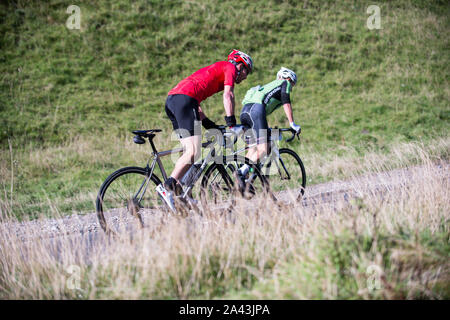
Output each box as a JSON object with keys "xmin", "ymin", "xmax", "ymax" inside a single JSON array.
[
  {"xmin": 96, "ymin": 167, "xmax": 162, "ymax": 235},
  {"xmin": 262, "ymin": 148, "xmax": 306, "ymax": 201}
]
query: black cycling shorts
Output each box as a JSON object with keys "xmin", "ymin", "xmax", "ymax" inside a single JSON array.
[
  {"xmin": 165, "ymin": 94, "xmax": 201, "ymax": 137},
  {"xmin": 240, "ymin": 103, "xmax": 269, "ymax": 145}
]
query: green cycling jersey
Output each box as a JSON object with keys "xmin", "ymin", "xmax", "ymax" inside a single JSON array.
[{"xmin": 242, "ymin": 79, "xmax": 292, "ymax": 116}]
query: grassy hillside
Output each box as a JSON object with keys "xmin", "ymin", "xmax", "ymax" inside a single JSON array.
[
  {"xmin": 0, "ymin": 0, "xmax": 449, "ymax": 219},
  {"xmin": 1, "ymin": 0, "xmax": 449, "ymax": 146}
]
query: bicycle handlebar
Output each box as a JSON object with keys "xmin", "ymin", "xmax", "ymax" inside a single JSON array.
[
  {"xmin": 213, "ymin": 125, "xmax": 300, "ymax": 144},
  {"xmin": 281, "ymin": 127, "xmax": 300, "ymax": 143}
]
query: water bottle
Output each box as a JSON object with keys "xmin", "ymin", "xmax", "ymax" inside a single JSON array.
[{"xmin": 180, "ymin": 163, "xmax": 201, "ymax": 186}]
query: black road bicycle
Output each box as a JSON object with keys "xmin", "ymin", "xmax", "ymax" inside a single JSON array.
[
  {"xmin": 209, "ymin": 127, "xmax": 306, "ymax": 202},
  {"xmin": 95, "ymin": 128, "xmax": 270, "ymax": 235}
]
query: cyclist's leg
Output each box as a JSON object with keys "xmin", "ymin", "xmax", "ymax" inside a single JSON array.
[
  {"xmin": 239, "ymin": 103, "xmax": 269, "ymax": 175},
  {"xmin": 240, "ymin": 103, "xmax": 258, "ymax": 161},
  {"xmin": 171, "ymin": 135, "xmax": 201, "ymax": 181},
  {"xmin": 163, "ymin": 95, "xmax": 201, "ymax": 194},
  {"xmin": 248, "ymin": 103, "xmax": 269, "ymax": 163}
]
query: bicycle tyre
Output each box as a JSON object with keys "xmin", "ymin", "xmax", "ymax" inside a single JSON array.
[
  {"xmin": 262, "ymin": 148, "xmax": 306, "ymax": 201},
  {"xmin": 96, "ymin": 166, "xmax": 162, "ymax": 234}
]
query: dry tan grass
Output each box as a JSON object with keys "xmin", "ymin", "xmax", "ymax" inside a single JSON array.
[
  {"xmin": 0, "ymin": 139, "xmax": 448, "ymax": 299},
  {"xmin": 302, "ymin": 137, "xmax": 449, "ymax": 183}
]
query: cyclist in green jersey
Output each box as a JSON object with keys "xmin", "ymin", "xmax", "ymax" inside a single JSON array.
[{"xmin": 237, "ymin": 67, "xmax": 301, "ymax": 181}]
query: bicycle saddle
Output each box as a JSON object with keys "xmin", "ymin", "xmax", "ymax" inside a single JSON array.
[{"xmin": 132, "ymin": 129, "xmax": 162, "ymax": 137}]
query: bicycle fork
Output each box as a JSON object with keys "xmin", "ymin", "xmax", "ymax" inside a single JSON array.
[{"xmin": 260, "ymin": 147, "xmax": 291, "ymax": 180}]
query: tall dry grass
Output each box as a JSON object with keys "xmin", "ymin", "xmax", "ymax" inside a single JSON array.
[{"xmin": 0, "ymin": 140, "xmax": 448, "ymax": 299}]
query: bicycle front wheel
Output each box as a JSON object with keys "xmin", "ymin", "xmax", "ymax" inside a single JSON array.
[
  {"xmin": 262, "ymin": 148, "xmax": 306, "ymax": 201},
  {"xmin": 96, "ymin": 167, "xmax": 162, "ymax": 234}
]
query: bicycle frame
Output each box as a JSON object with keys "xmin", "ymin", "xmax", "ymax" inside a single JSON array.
[
  {"xmin": 224, "ymin": 130, "xmax": 286, "ymax": 177},
  {"xmin": 143, "ymin": 138, "xmax": 224, "ymax": 199}
]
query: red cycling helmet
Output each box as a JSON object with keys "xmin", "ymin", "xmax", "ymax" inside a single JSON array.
[{"xmin": 227, "ymin": 49, "xmax": 253, "ymax": 73}]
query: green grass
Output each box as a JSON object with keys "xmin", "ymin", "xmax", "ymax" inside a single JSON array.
[{"xmin": 0, "ymin": 0, "xmax": 449, "ymax": 220}]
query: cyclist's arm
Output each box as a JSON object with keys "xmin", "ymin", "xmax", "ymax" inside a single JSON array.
[
  {"xmin": 283, "ymin": 103, "xmax": 294, "ymax": 124},
  {"xmin": 199, "ymin": 105, "xmax": 220, "ymax": 129},
  {"xmin": 281, "ymin": 80, "xmax": 295, "ymax": 124},
  {"xmin": 223, "ymin": 85, "xmax": 235, "ymax": 117}
]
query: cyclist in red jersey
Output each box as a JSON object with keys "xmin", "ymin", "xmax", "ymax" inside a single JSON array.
[{"xmin": 157, "ymin": 50, "xmax": 253, "ymax": 211}]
